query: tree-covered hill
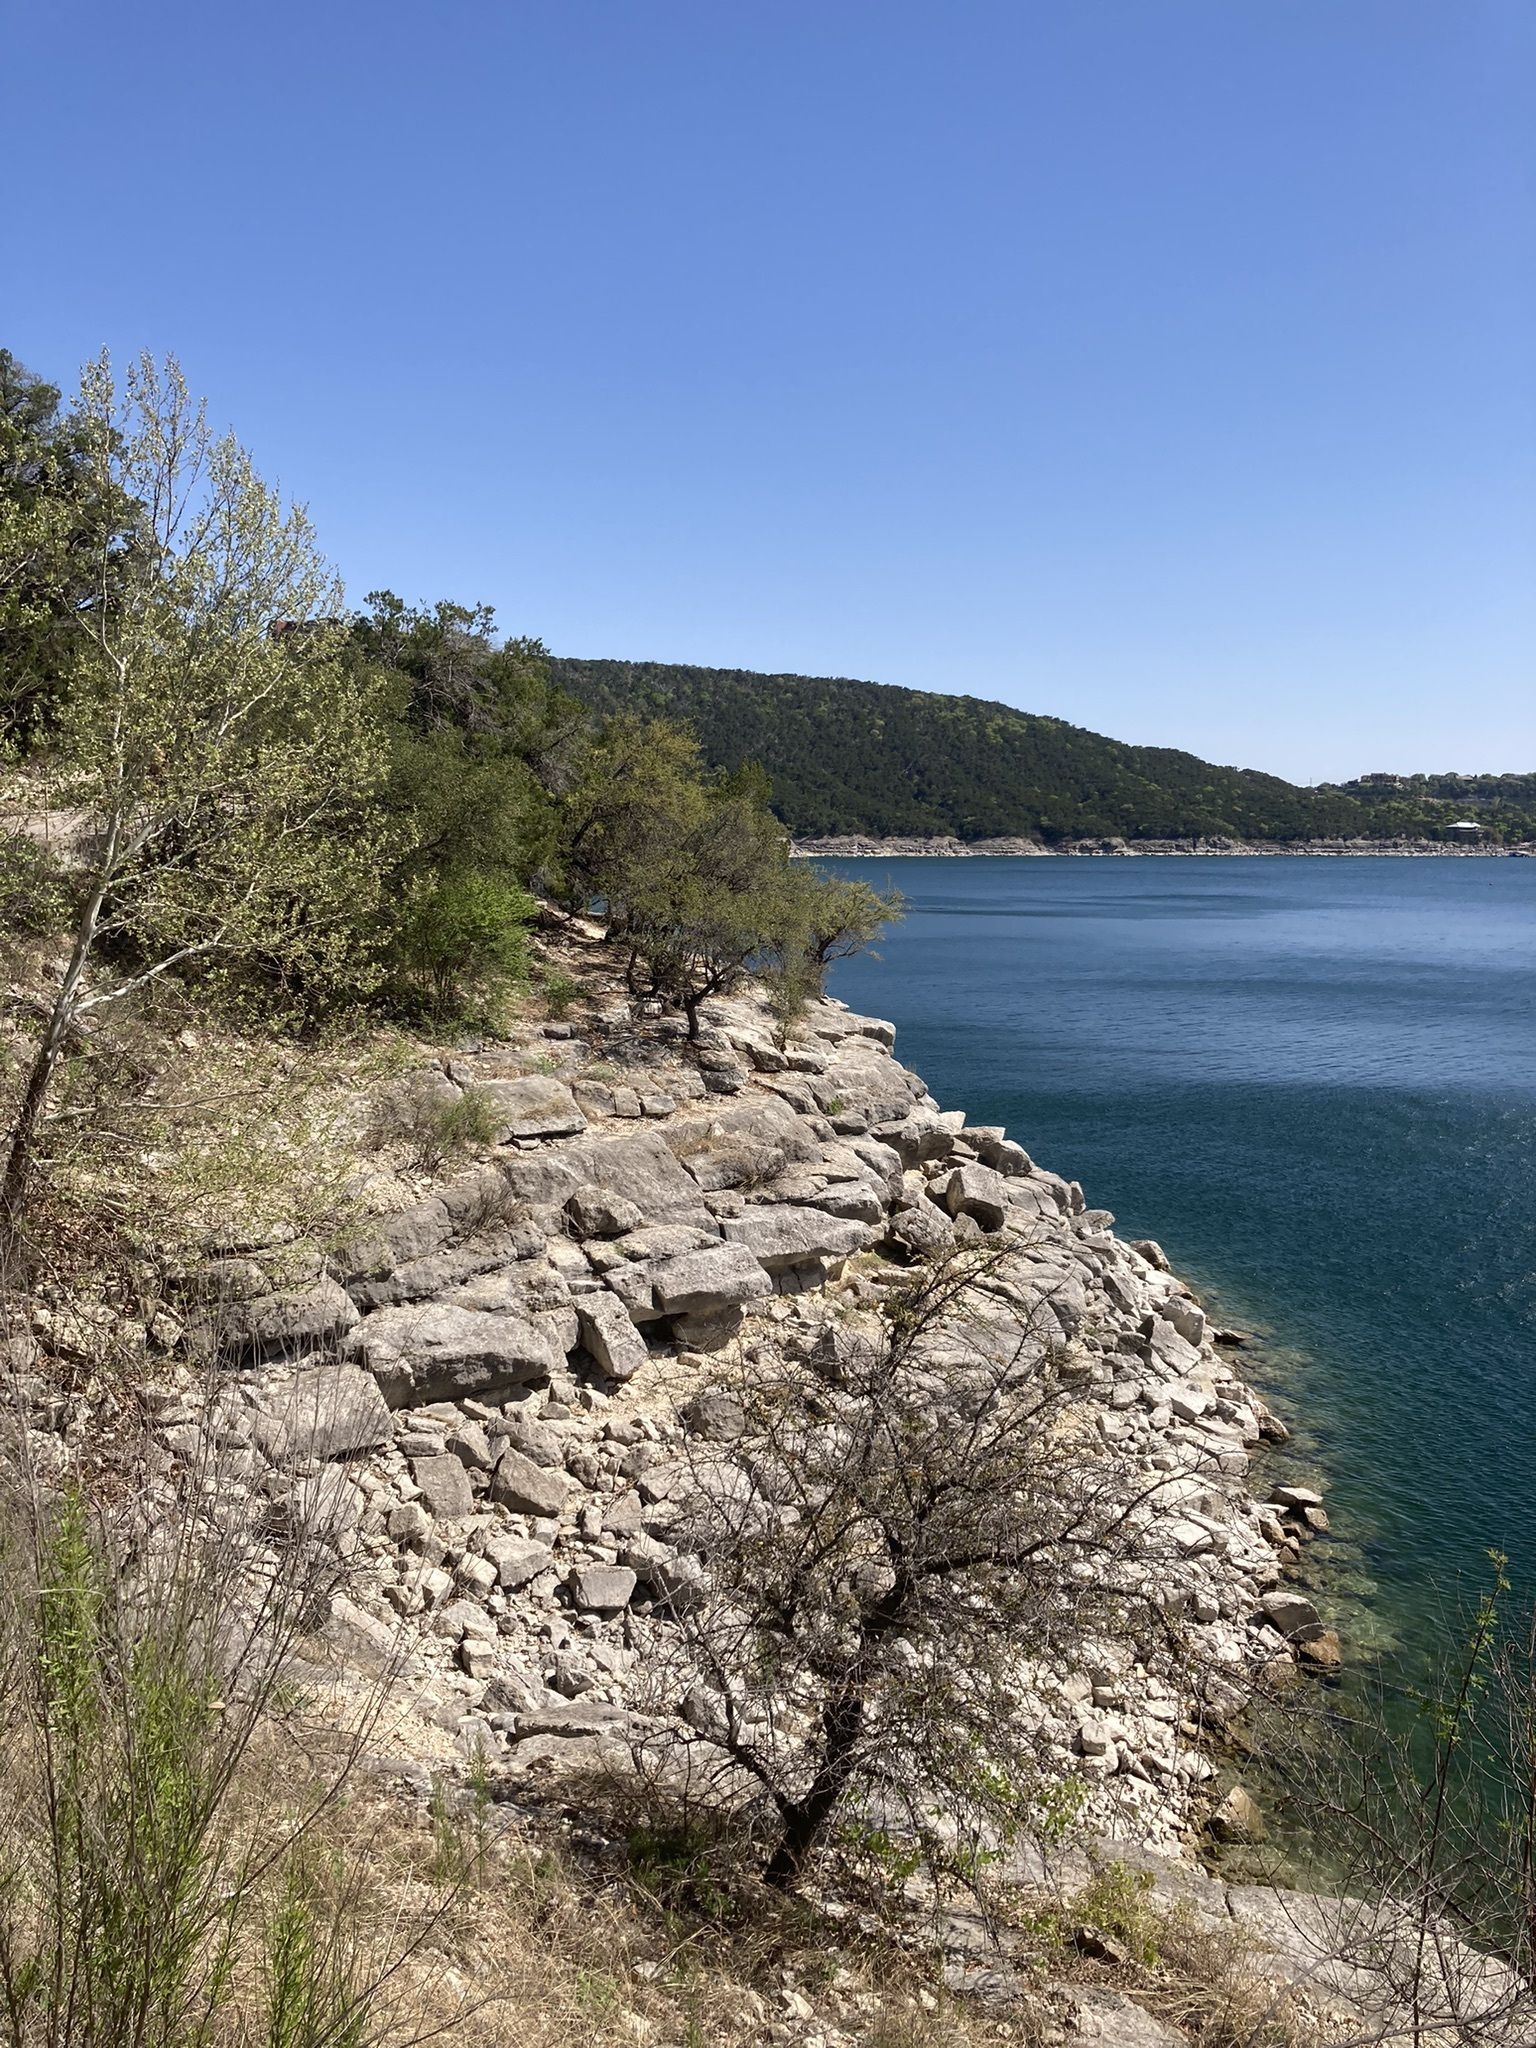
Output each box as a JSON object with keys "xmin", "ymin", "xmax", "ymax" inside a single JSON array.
[{"xmin": 547, "ymin": 659, "xmax": 1536, "ymax": 844}]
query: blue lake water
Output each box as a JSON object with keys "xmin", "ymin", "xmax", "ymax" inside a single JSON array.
[{"xmin": 825, "ymin": 857, "xmax": 1536, "ymax": 1667}]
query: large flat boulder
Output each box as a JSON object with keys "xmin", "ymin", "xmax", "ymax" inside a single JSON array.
[
  {"xmin": 940, "ymin": 1163, "xmax": 1010, "ymax": 1232},
  {"xmin": 503, "ymin": 1131, "xmax": 713, "ymax": 1230},
  {"xmin": 262, "ymin": 1361, "xmax": 392, "ymax": 1460},
  {"xmin": 720, "ymin": 1205, "xmax": 871, "ymax": 1273},
  {"xmin": 490, "ymin": 1446, "xmax": 573, "ymax": 1517},
  {"xmin": 665, "ymin": 1097, "xmax": 820, "ymax": 1191},
  {"xmin": 330, "ymin": 1199, "xmax": 453, "ymax": 1283},
  {"xmin": 1260, "ymin": 1589, "xmax": 1326, "ymax": 1643},
  {"xmin": 216, "ymin": 1277, "xmax": 359, "ymax": 1362},
  {"xmin": 479, "ymin": 1076, "xmax": 587, "ymax": 1141},
  {"xmin": 411, "ymin": 1452, "xmax": 476, "ymax": 1520},
  {"xmin": 649, "ymin": 1243, "xmax": 773, "ymax": 1316},
  {"xmin": 347, "ymin": 1304, "xmax": 562, "ymax": 1406}
]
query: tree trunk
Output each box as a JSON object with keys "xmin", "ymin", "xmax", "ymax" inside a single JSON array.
[
  {"xmin": 0, "ymin": 835, "xmax": 114, "ymax": 1278},
  {"xmin": 763, "ymin": 1687, "xmax": 866, "ymax": 1889}
]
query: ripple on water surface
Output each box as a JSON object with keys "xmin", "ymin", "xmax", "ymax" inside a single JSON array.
[{"xmin": 826, "ymin": 856, "xmax": 1536, "ymax": 1669}]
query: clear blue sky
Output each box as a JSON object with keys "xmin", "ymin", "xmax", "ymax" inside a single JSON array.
[{"xmin": 7, "ymin": 2, "xmax": 1533, "ymax": 782}]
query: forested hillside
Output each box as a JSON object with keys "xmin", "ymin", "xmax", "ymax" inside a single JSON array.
[{"xmin": 549, "ymin": 659, "xmax": 1536, "ymax": 844}]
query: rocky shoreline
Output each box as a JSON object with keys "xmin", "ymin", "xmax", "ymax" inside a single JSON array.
[
  {"xmin": 11, "ymin": 932, "xmax": 1529, "ymax": 2039},
  {"xmin": 111, "ymin": 957, "xmax": 1323, "ymax": 1852},
  {"xmin": 793, "ymin": 833, "xmax": 1532, "ymax": 858}
]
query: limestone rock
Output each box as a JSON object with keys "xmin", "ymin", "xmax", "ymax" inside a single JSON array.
[
  {"xmin": 569, "ymin": 1564, "xmax": 637, "ymax": 1613},
  {"xmin": 482, "ymin": 1534, "xmax": 554, "ymax": 1590},
  {"xmin": 262, "ymin": 1361, "xmax": 392, "ymax": 1460},
  {"xmin": 685, "ymin": 1388, "xmax": 747, "ymax": 1441},
  {"xmin": 490, "ymin": 1446, "xmax": 573, "ymax": 1517},
  {"xmin": 1053, "ymin": 1986, "xmax": 1187, "ymax": 2046},
  {"xmin": 217, "ymin": 1277, "xmax": 359, "ymax": 1363},
  {"xmin": 479, "ymin": 1076, "xmax": 587, "ymax": 1141},
  {"xmin": 650, "ymin": 1243, "xmax": 773, "ymax": 1315},
  {"xmin": 348, "ymin": 1304, "xmax": 562, "ymax": 1406},
  {"xmin": 1260, "ymin": 1588, "xmax": 1326, "ymax": 1643},
  {"xmin": 575, "ymin": 1294, "xmax": 650, "ymax": 1381},
  {"xmin": 565, "ymin": 1187, "xmax": 645, "ymax": 1239},
  {"xmin": 1210, "ymin": 1783, "xmax": 1267, "ymax": 1843},
  {"xmin": 939, "ymin": 1163, "xmax": 1010, "ymax": 1232},
  {"xmin": 719, "ymin": 1205, "xmax": 870, "ymax": 1273},
  {"xmin": 884, "ymin": 1200, "xmax": 954, "ymax": 1259},
  {"xmin": 411, "ymin": 1453, "xmax": 476, "ymax": 1520}
]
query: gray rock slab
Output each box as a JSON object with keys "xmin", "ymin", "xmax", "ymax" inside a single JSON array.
[
  {"xmin": 941, "ymin": 1163, "xmax": 1010, "ymax": 1232},
  {"xmin": 565, "ymin": 1187, "xmax": 645, "ymax": 1239},
  {"xmin": 575, "ymin": 1293, "xmax": 650, "ymax": 1380},
  {"xmin": 263, "ymin": 1361, "xmax": 392, "ymax": 1460},
  {"xmin": 490, "ymin": 1446, "xmax": 573, "ymax": 1517},
  {"xmin": 720, "ymin": 1204, "xmax": 870, "ymax": 1272},
  {"xmin": 513, "ymin": 1698, "xmax": 628, "ymax": 1738},
  {"xmin": 1260, "ymin": 1589, "xmax": 1326, "ymax": 1642},
  {"xmin": 611, "ymin": 1223, "xmax": 719, "ymax": 1262},
  {"xmin": 649, "ymin": 1242, "xmax": 773, "ymax": 1314},
  {"xmin": 411, "ymin": 1452, "xmax": 476, "ymax": 1520},
  {"xmin": 601, "ymin": 1261, "xmax": 666, "ymax": 1323},
  {"xmin": 482, "ymin": 1534, "xmax": 554, "ymax": 1589},
  {"xmin": 480, "ymin": 1075, "xmax": 587, "ymax": 1141},
  {"xmin": 1051, "ymin": 1985, "xmax": 1186, "ymax": 2046},
  {"xmin": 347, "ymin": 1303, "xmax": 562, "ymax": 1407},
  {"xmin": 217, "ymin": 1277, "xmax": 359, "ymax": 1362},
  {"xmin": 569, "ymin": 1564, "xmax": 637, "ymax": 1613},
  {"xmin": 330, "ymin": 1199, "xmax": 452, "ymax": 1282}
]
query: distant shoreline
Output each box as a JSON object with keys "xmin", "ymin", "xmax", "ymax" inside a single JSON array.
[{"xmin": 793, "ymin": 834, "xmax": 1533, "ymax": 860}]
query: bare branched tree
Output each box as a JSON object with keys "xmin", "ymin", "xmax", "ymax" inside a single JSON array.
[{"xmin": 639, "ymin": 1246, "xmax": 1200, "ymax": 1893}]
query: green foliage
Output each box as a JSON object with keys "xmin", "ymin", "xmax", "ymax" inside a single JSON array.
[
  {"xmin": 549, "ymin": 658, "xmax": 1536, "ymax": 844},
  {"xmin": 560, "ymin": 716, "xmax": 894, "ymax": 1032},
  {"xmin": 540, "ymin": 970, "xmax": 579, "ymax": 1018},
  {"xmin": 0, "ymin": 834, "xmax": 69, "ymax": 950},
  {"xmin": 0, "ymin": 350, "xmax": 138, "ymax": 754},
  {"xmin": 10, "ymin": 353, "xmax": 396, "ymax": 1008},
  {"xmin": 1071, "ymin": 1861, "xmax": 1163, "ymax": 1968},
  {"xmin": 625, "ymin": 1821, "xmax": 737, "ymax": 1924},
  {"xmin": 0, "ymin": 1483, "xmax": 409, "ymax": 2048},
  {"xmin": 353, "ymin": 593, "xmax": 578, "ymax": 1018},
  {"xmin": 262, "ymin": 1858, "xmax": 372, "ymax": 2048},
  {"xmin": 388, "ymin": 865, "xmax": 535, "ymax": 1023}
]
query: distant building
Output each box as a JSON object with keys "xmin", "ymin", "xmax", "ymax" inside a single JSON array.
[
  {"xmin": 1446, "ymin": 819, "xmax": 1484, "ymax": 840},
  {"xmin": 1357, "ymin": 772, "xmax": 1405, "ymax": 789}
]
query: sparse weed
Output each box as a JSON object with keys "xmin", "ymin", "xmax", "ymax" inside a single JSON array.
[{"xmin": 366, "ymin": 1074, "xmax": 500, "ymax": 1171}]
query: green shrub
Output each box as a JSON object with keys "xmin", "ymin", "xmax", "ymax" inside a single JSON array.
[
  {"xmin": 541, "ymin": 970, "xmax": 580, "ymax": 1019},
  {"xmin": 387, "ymin": 870, "xmax": 534, "ymax": 1022},
  {"xmin": 366, "ymin": 1075, "xmax": 501, "ymax": 1171},
  {"xmin": 0, "ymin": 1481, "xmax": 420, "ymax": 2048}
]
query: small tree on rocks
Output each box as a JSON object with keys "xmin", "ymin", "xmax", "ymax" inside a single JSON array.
[{"xmin": 646, "ymin": 1247, "xmax": 1187, "ymax": 1892}]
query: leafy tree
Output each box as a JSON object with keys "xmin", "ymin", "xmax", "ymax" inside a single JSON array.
[
  {"xmin": 0, "ymin": 352, "xmax": 393, "ymax": 1272},
  {"xmin": 802, "ymin": 870, "xmax": 902, "ymax": 975},
  {"xmin": 0, "ymin": 350, "xmax": 136, "ymax": 752},
  {"xmin": 351, "ymin": 592, "xmax": 586, "ymax": 1018},
  {"xmin": 561, "ymin": 720, "xmax": 801, "ymax": 1033},
  {"xmin": 353, "ymin": 589, "xmax": 584, "ymax": 780}
]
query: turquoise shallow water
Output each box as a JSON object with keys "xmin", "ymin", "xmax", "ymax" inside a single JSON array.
[{"xmin": 825, "ymin": 857, "xmax": 1536, "ymax": 1669}]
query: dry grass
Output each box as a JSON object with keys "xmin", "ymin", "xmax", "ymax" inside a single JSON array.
[{"xmin": 303, "ymin": 1784, "xmax": 1035, "ymax": 2048}]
